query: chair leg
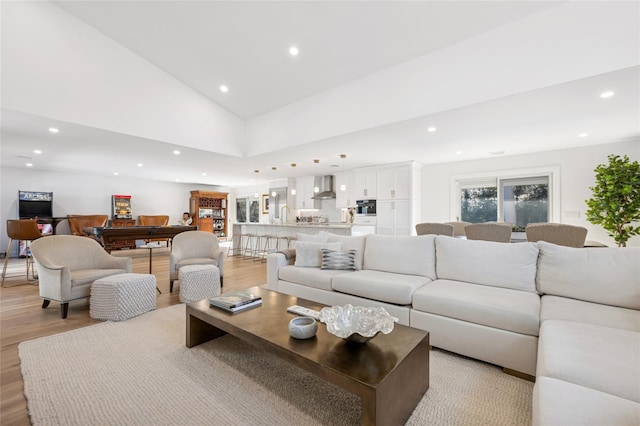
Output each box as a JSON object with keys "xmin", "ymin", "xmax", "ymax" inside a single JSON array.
[
  {"xmin": 220, "ymin": 276, "xmax": 223, "ymax": 288},
  {"xmin": 42, "ymin": 299, "xmax": 50, "ymax": 309},
  {"xmin": 170, "ymin": 279, "xmax": 174, "ymax": 293},
  {"xmin": 1, "ymin": 238, "xmax": 13, "ymax": 287},
  {"xmin": 60, "ymin": 303, "xmax": 69, "ymax": 319}
]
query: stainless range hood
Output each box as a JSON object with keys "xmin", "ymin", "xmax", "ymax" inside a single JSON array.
[{"xmin": 311, "ymin": 175, "xmax": 336, "ymax": 200}]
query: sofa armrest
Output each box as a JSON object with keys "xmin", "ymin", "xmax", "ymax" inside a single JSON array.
[
  {"xmin": 217, "ymin": 250, "xmax": 224, "ymax": 277},
  {"xmin": 34, "ymin": 263, "xmax": 71, "ymax": 301},
  {"xmin": 266, "ymin": 252, "xmax": 294, "ymax": 290}
]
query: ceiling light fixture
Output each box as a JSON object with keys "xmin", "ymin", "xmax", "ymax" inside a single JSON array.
[
  {"xmin": 202, "ymin": 173, "xmax": 207, "ymax": 176},
  {"xmin": 456, "ymin": 150, "xmax": 462, "ymax": 155},
  {"xmin": 34, "ymin": 149, "xmax": 42, "ymax": 154},
  {"xmin": 579, "ymin": 132, "xmax": 589, "ymax": 138},
  {"xmin": 427, "ymin": 126, "xmax": 437, "ymax": 133},
  {"xmin": 137, "ymin": 163, "xmax": 143, "ymax": 167},
  {"xmin": 289, "ymin": 46, "xmax": 299, "ymax": 56},
  {"xmin": 48, "ymin": 127, "xmax": 59, "ymax": 133},
  {"xmin": 271, "ymin": 167, "xmax": 278, "ymax": 196},
  {"xmin": 220, "ymin": 85, "xmax": 229, "ymax": 93},
  {"xmin": 26, "ymin": 163, "xmax": 33, "ymax": 167},
  {"xmin": 173, "ymin": 150, "xmax": 181, "ymax": 155},
  {"xmin": 600, "ymin": 91, "xmax": 615, "ymax": 99},
  {"xmin": 113, "ymin": 172, "xmax": 119, "ymax": 176}
]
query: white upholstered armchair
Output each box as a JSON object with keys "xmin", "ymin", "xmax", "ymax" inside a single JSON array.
[
  {"xmin": 170, "ymin": 231, "xmax": 224, "ymax": 292},
  {"xmin": 30, "ymin": 235, "xmax": 132, "ymax": 319}
]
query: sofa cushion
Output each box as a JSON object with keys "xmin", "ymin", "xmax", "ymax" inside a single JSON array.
[
  {"xmin": 175, "ymin": 257, "xmax": 219, "ymax": 272},
  {"xmin": 278, "ymin": 265, "xmax": 352, "ymax": 292},
  {"xmin": 540, "ymin": 295, "xmax": 640, "ymax": 332},
  {"xmin": 363, "ymin": 234, "xmax": 436, "ymax": 279},
  {"xmin": 436, "ymin": 236, "xmax": 539, "ymax": 292},
  {"xmin": 533, "ymin": 376, "xmax": 640, "ymax": 426},
  {"xmin": 70, "ymin": 269, "xmax": 129, "ymax": 286},
  {"xmin": 294, "ymin": 242, "xmax": 341, "ymax": 267},
  {"xmin": 536, "ymin": 242, "xmax": 640, "ymax": 309},
  {"xmin": 537, "ymin": 320, "xmax": 640, "ymax": 402},
  {"xmin": 321, "ymin": 232, "xmax": 366, "ymax": 270},
  {"xmin": 412, "ymin": 279, "xmax": 540, "ymax": 336},
  {"xmin": 321, "ymin": 249, "xmax": 356, "ymax": 271},
  {"xmin": 332, "ymin": 270, "xmax": 431, "ymax": 305}
]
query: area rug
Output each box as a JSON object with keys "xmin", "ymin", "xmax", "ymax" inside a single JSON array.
[{"xmin": 19, "ymin": 304, "xmax": 533, "ymax": 425}]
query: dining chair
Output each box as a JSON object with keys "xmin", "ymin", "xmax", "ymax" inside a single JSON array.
[
  {"xmin": 444, "ymin": 221, "xmax": 472, "ymax": 237},
  {"xmin": 2, "ymin": 219, "xmax": 45, "ymax": 286},
  {"xmin": 464, "ymin": 223, "xmax": 512, "ymax": 242},
  {"xmin": 415, "ymin": 223, "xmax": 454, "ymax": 236},
  {"xmin": 138, "ymin": 215, "xmax": 170, "ymax": 245},
  {"xmin": 525, "ymin": 223, "xmax": 588, "ymax": 248}
]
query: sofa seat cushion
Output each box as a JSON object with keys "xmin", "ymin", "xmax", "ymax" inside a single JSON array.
[
  {"xmin": 70, "ymin": 269, "xmax": 129, "ymax": 286},
  {"xmin": 278, "ymin": 265, "xmax": 353, "ymax": 292},
  {"xmin": 175, "ymin": 257, "xmax": 219, "ymax": 272},
  {"xmin": 536, "ymin": 241, "xmax": 640, "ymax": 309},
  {"xmin": 412, "ymin": 279, "xmax": 540, "ymax": 336},
  {"xmin": 363, "ymin": 234, "xmax": 436, "ymax": 279},
  {"xmin": 533, "ymin": 376, "xmax": 640, "ymax": 426},
  {"xmin": 332, "ymin": 270, "xmax": 431, "ymax": 305},
  {"xmin": 436, "ymin": 236, "xmax": 539, "ymax": 292},
  {"xmin": 537, "ymin": 320, "xmax": 640, "ymax": 402},
  {"xmin": 541, "ymin": 295, "xmax": 640, "ymax": 332}
]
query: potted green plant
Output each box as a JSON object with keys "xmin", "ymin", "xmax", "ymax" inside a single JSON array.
[{"xmin": 585, "ymin": 154, "xmax": 640, "ymax": 247}]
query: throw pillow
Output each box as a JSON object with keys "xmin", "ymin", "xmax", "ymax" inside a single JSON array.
[
  {"xmin": 321, "ymin": 249, "xmax": 357, "ymax": 271},
  {"xmin": 294, "ymin": 242, "xmax": 341, "ymax": 267},
  {"xmin": 320, "ymin": 232, "xmax": 366, "ymax": 270}
]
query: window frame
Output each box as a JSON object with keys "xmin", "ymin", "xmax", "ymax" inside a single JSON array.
[{"xmin": 450, "ymin": 166, "xmax": 560, "ymax": 235}]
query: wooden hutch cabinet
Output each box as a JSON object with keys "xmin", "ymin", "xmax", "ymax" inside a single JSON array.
[{"xmin": 189, "ymin": 190, "xmax": 228, "ymax": 240}]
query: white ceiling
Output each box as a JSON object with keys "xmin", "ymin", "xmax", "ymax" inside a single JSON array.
[{"xmin": 1, "ymin": 1, "xmax": 639, "ymax": 188}]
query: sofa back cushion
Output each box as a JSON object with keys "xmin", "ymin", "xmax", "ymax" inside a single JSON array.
[
  {"xmin": 320, "ymin": 232, "xmax": 366, "ymax": 270},
  {"xmin": 537, "ymin": 241, "xmax": 640, "ymax": 309},
  {"xmin": 294, "ymin": 242, "xmax": 341, "ymax": 267},
  {"xmin": 436, "ymin": 236, "xmax": 539, "ymax": 292},
  {"xmin": 363, "ymin": 234, "xmax": 436, "ymax": 279}
]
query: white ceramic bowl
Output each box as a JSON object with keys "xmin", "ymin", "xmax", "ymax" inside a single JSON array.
[{"xmin": 289, "ymin": 316, "xmax": 318, "ymax": 339}]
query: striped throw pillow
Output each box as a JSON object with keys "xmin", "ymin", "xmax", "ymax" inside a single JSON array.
[{"xmin": 321, "ymin": 249, "xmax": 357, "ymax": 271}]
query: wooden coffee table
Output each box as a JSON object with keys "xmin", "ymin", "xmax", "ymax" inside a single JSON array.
[{"xmin": 186, "ymin": 286, "xmax": 429, "ymax": 426}]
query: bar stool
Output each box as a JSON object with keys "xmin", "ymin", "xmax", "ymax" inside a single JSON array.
[
  {"xmin": 226, "ymin": 232, "xmax": 243, "ymax": 257},
  {"xmin": 2, "ymin": 219, "xmax": 44, "ymax": 287},
  {"xmin": 257, "ymin": 234, "xmax": 278, "ymax": 262},
  {"xmin": 243, "ymin": 233, "xmax": 260, "ymax": 260}
]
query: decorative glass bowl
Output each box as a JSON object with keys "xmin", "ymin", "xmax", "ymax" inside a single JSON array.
[{"xmin": 319, "ymin": 304, "xmax": 398, "ymax": 343}]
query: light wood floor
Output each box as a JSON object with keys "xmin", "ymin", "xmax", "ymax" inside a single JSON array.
[{"xmin": 0, "ymin": 247, "xmax": 266, "ymax": 425}]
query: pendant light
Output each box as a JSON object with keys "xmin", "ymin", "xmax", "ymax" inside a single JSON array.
[
  {"xmin": 253, "ymin": 170, "xmax": 259, "ymax": 198},
  {"xmin": 271, "ymin": 167, "xmax": 277, "ymax": 197},
  {"xmin": 313, "ymin": 159, "xmax": 320, "ymax": 193},
  {"xmin": 290, "ymin": 163, "xmax": 297, "ymax": 195},
  {"xmin": 340, "ymin": 154, "xmax": 347, "ymax": 191}
]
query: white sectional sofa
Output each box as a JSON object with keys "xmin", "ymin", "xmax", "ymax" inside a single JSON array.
[{"xmin": 266, "ymin": 232, "xmax": 640, "ymax": 425}]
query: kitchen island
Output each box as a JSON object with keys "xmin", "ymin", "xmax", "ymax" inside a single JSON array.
[{"xmin": 231, "ymin": 222, "xmax": 352, "ymax": 257}]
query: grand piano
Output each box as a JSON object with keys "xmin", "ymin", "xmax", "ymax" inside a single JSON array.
[{"xmin": 92, "ymin": 225, "xmax": 197, "ymax": 252}]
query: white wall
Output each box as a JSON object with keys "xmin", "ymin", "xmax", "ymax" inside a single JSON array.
[
  {"xmin": 420, "ymin": 140, "xmax": 640, "ymax": 247},
  {"xmin": 0, "ymin": 166, "xmax": 229, "ymax": 255}
]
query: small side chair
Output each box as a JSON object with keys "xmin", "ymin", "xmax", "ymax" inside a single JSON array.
[
  {"xmin": 415, "ymin": 223, "xmax": 455, "ymax": 236},
  {"xmin": 525, "ymin": 223, "xmax": 588, "ymax": 248}
]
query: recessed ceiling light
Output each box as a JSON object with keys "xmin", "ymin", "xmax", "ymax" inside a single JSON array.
[
  {"xmin": 48, "ymin": 127, "xmax": 59, "ymax": 133},
  {"xmin": 137, "ymin": 163, "xmax": 143, "ymax": 167},
  {"xmin": 427, "ymin": 127, "xmax": 437, "ymax": 133},
  {"xmin": 456, "ymin": 150, "xmax": 462, "ymax": 155},
  {"xmin": 175, "ymin": 178, "xmax": 180, "ymax": 182},
  {"xmin": 33, "ymin": 149, "xmax": 42, "ymax": 154},
  {"xmin": 220, "ymin": 85, "xmax": 229, "ymax": 93},
  {"xmin": 26, "ymin": 163, "xmax": 33, "ymax": 167},
  {"xmin": 600, "ymin": 91, "xmax": 615, "ymax": 98},
  {"xmin": 113, "ymin": 172, "xmax": 119, "ymax": 176},
  {"xmin": 173, "ymin": 150, "xmax": 181, "ymax": 155},
  {"xmin": 202, "ymin": 173, "xmax": 207, "ymax": 176},
  {"xmin": 289, "ymin": 46, "xmax": 299, "ymax": 56},
  {"xmin": 579, "ymin": 132, "xmax": 589, "ymax": 138}
]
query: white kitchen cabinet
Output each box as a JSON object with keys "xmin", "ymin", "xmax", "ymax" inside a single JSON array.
[
  {"xmin": 334, "ymin": 172, "xmax": 355, "ymax": 208},
  {"xmin": 354, "ymin": 170, "xmax": 377, "ymax": 199},
  {"xmin": 377, "ymin": 166, "xmax": 412, "ymax": 200},
  {"xmin": 294, "ymin": 176, "xmax": 315, "ymax": 209},
  {"xmin": 377, "ymin": 199, "xmax": 412, "ymax": 236}
]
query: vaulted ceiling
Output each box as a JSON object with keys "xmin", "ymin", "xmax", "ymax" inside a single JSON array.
[{"xmin": 2, "ymin": 1, "xmax": 638, "ymax": 187}]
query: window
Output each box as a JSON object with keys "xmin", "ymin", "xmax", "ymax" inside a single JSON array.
[{"xmin": 454, "ymin": 169, "xmax": 555, "ymax": 233}]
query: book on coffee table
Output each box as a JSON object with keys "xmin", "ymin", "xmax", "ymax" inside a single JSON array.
[{"xmin": 209, "ymin": 290, "xmax": 262, "ymax": 313}]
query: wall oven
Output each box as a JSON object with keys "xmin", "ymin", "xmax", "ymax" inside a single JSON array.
[{"xmin": 356, "ymin": 199, "xmax": 376, "ymax": 216}]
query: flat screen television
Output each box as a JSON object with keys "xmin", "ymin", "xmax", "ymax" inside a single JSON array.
[{"xmin": 18, "ymin": 191, "xmax": 53, "ymax": 219}]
